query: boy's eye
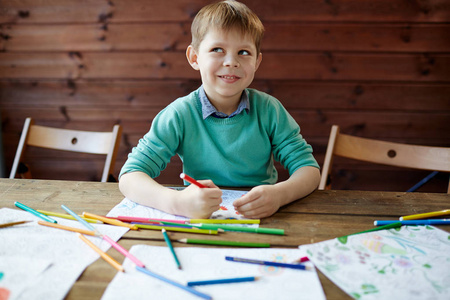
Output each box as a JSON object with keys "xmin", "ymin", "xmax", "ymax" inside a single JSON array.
[
  {"xmin": 239, "ymin": 50, "xmax": 250, "ymax": 55},
  {"xmin": 211, "ymin": 48, "xmax": 224, "ymax": 53}
]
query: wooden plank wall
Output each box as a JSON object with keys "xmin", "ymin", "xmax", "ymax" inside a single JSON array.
[{"xmin": 1, "ymin": 0, "xmax": 449, "ymax": 192}]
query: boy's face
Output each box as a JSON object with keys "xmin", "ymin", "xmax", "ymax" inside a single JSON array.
[{"xmin": 187, "ymin": 28, "xmax": 262, "ymax": 111}]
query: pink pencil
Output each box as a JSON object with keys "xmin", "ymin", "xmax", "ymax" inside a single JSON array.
[
  {"xmin": 114, "ymin": 216, "xmax": 186, "ymax": 224},
  {"xmin": 180, "ymin": 173, "xmax": 207, "ymax": 188},
  {"xmin": 102, "ymin": 234, "xmax": 145, "ymax": 268}
]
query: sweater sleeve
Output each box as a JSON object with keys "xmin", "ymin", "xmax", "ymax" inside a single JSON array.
[
  {"xmin": 266, "ymin": 97, "xmax": 319, "ymax": 175},
  {"xmin": 119, "ymin": 105, "xmax": 184, "ymax": 179}
]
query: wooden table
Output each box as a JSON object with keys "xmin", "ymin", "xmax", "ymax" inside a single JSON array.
[{"xmin": 1, "ymin": 179, "xmax": 448, "ymax": 299}]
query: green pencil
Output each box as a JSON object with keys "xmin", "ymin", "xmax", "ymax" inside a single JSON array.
[
  {"xmin": 348, "ymin": 222, "xmax": 403, "ymax": 236},
  {"xmin": 178, "ymin": 238, "xmax": 271, "ymax": 248},
  {"xmin": 194, "ymin": 224, "xmax": 284, "ymax": 235},
  {"xmin": 135, "ymin": 224, "xmax": 218, "ymax": 235},
  {"xmin": 162, "ymin": 229, "xmax": 182, "ymax": 269},
  {"xmin": 15, "ymin": 201, "xmax": 57, "ymax": 223}
]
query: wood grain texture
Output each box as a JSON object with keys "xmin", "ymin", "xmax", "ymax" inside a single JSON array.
[
  {"xmin": 0, "ymin": 0, "xmax": 449, "ymax": 191},
  {"xmin": 0, "ymin": 179, "xmax": 448, "ymax": 299},
  {"xmin": 1, "ymin": 0, "xmax": 449, "ymax": 23}
]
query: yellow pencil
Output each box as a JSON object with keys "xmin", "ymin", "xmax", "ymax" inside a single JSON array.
[
  {"xmin": 77, "ymin": 233, "xmax": 124, "ymax": 272},
  {"xmin": 82, "ymin": 212, "xmax": 139, "ymax": 230},
  {"xmin": 37, "ymin": 220, "xmax": 98, "ymax": 236},
  {"xmin": 189, "ymin": 219, "xmax": 260, "ymax": 224},
  {"xmin": 37, "ymin": 209, "xmax": 102, "ymax": 224},
  {"xmin": 400, "ymin": 209, "xmax": 450, "ymax": 220}
]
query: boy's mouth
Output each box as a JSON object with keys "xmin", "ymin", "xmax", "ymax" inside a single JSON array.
[{"xmin": 219, "ymin": 75, "xmax": 241, "ymax": 81}]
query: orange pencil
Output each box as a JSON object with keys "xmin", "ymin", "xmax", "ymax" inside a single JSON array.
[
  {"xmin": 37, "ymin": 220, "xmax": 98, "ymax": 236},
  {"xmin": 77, "ymin": 233, "xmax": 125, "ymax": 272},
  {"xmin": 82, "ymin": 212, "xmax": 139, "ymax": 230}
]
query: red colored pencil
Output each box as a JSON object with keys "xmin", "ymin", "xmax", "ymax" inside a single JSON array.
[{"xmin": 180, "ymin": 173, "xmax": 207, "ymax": 188}]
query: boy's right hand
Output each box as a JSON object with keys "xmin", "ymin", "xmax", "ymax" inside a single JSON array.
[{"xmin": 177, "ymin": 180, "xmax": 222, "ymax": 218}]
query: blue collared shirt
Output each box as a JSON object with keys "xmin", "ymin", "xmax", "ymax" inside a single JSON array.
[{"xmin": 199, "ymin": 86, "xmax": 250, "ymax": 119}]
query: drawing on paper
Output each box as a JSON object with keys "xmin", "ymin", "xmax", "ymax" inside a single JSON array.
[
  {"xmin": 0, "ymin": 271, "xmax": 11, "ymax": 300},
  {"xmin": 108, "ymin": 188, "xmax": 249, "ymax": 221},
  {"xmin": 302, "ymin": 225, "xmax": 450, "ymax": 300}
]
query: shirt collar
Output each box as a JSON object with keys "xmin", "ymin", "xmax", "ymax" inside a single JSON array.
[{"xmin": 199, "ymin": 86, "xmax": 249, "ymax": 120}]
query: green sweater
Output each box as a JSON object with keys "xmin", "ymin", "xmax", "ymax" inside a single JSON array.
[{"xmin": 120, "ymin": 88, "xmax": 319, "ymax": 187}]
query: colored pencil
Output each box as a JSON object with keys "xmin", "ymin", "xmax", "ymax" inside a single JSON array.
[
  {"xmin": 102, "ymin": 234, "xmax": 145, "ymax": 268},
  {"xmin": 374, "ymin": 219, "xmax": 450, "ymax": 226},
  {"xmin": 37, "ymin": 209, "xmax": 102, "ymax": 224},
  {"xmin": 178, "ymin": 238, "xmax": 270, "ymax": 248},
  {"xmin": 14, "ymin": 201, "xmax": 57, "ymax": 223},
  {"xmin": 225, "ymin": 256, "xmax": 311, "ymax": 270},
  {"xmin": 61, "ymin": 204, "xmax": 101, "ymax": 236},
  {"xmin": 194, "ymin": 224, "xmax": 284, "ymax": 235},
  {"xmin": 38, "ymin": 220, "xmax": 97, "ymax": 236},
  {"xmin": 114, "ymin": 216, "xmax": 186, "ymax": 224},
  {"xmin": 61, "ymin": 205, "xmax": 145, "ymax": 268},
  {"xmin": 347, "ymin": 222, "xmax": 403, "ymax": 236},
  {"xmin": 77, "ymin": 233, "xmax": 124, "ymax": 272},
  {"xmin": 188, "ymin": 219, "xmax": 260, "ymax": 224},
  {"xmin": 82, "ymin": 212, "xmax": 138, "ymax": 230},
  {"xmin": 180, "ymin": 173, "xmax": 208, "ymax": 188},
  {"xmin": 132, "ymin": 222, "xmax": 200, "ymax": 230},
  {"xmin": 400, "ymin": 209, "xmax": 450, "ymax": 221},
  {"xmin": 0, "ymin": 220, "xmax": 32, "ymax": 228},
  {"xmin": 187, "ymin": 276, "xmax": 259, "ymax": 286},
  {"xmin": 135, "ymin": 224, "xmax": 218, "ymax": 235},
  {"xmin": 136, "ymin": 266, "xmax": 212, "ymax": 300},
  {"xmin": 113, "ymin": 215, "xmax": 260, "ymax": 225},
  {"xmin": 162, "ymin": 229, "xmax": 182, "ymax": 269},
  {"xmin": 293, "ymin": 256, "xmax": 309, "ymax": 263}
]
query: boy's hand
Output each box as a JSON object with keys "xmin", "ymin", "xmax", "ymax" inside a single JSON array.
[
  {"xmin": 178, "ymin": 180, "xmax": 222, "ymax": 219},
  {"xmin": 233, "ymin": 185, "xmax": 281, "ymax": 219}
]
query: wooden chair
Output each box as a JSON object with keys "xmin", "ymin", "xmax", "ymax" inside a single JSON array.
[
  {"xmin": 10, "ymin": 118, "xmax": 122, "ymax": 182},
  {"xmin": 319, "ymin": 125, "xmax": 450, "ymax": 193}
]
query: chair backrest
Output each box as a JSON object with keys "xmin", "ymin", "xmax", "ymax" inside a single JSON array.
[
  {"xmin": 319, "ymin": 125, "xmax": 450, "ymax": 193},
  {"xmin": 9, "ymin": 118, "xmax": 122, "ymax": 182}
]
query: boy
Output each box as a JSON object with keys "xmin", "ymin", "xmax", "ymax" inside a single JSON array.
[{"xmin": 119, "ymin": 0, "xmax": 320, "ymax": 219}]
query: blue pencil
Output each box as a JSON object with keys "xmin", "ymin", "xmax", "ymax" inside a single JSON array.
[
  {"xmin": 374, "ymin": 219, "xmax": 450, "ymax": 226},
  {"xmin": 136, "ymin": 266, "xmax": 212, "ymax": 300},
  {"xmin": 14, "ymin": 201, "xmax": 57, "ymax": 223},
  {"xmin": 61, "ymin": 204, "xmax": 102, "ymax": 236},
  {"xmin": 187, "ymin": 276, "xmax": 259, "ymax": 286},
  {"xmin": 225, "ymin": 256, "xmax": 311, "ymax": 270}
]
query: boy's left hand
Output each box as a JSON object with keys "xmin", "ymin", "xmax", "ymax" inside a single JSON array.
[{"xmin": 232, "ymin": 185, "xmax": 281, "ymax": 219}]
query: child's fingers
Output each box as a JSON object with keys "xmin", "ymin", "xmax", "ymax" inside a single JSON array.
[
  {"xmin": 233, "ymin": 190, "xmax": 257, "ymax": 207},
  {"xmin": 197, "ymin": 179, "xmax": 219, "ymax": 189}
]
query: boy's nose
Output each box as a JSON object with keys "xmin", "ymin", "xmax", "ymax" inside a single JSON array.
[{"xmin": 223, "ymin": 55, "xmax": 240, "ymax": 68}]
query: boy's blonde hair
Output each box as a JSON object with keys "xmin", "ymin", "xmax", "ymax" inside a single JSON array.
[{"xmin": 190, "ymin": 0, "xmax": 265, "ymax": 54}]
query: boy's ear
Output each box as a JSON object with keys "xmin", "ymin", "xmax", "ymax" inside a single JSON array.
[
  {"xmin": 186, "ymin": 45, "xmax": 200, "ymax": 70},
  {"xmin": 255, "ymin": 52, "xmax": 263, "ymax": 71}
]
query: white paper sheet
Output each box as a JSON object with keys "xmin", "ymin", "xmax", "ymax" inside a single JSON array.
[
  {"xmin": 101, "ymin": 245, "xmax": 326, "ymax": 300},
  {"xmin": 107, "ymin": 188, "xmax": 252, "ymax": 222},
  {"xmin": 0, "ymin": 256, "xmax": 51, "ymax": 300},
  {"xmin": 300, "ymin": 225, "xmax": 450, "ymax": 300},
  {"xmin": 0, "ymin": 207, "xmax": 129, "ymax": 300}
]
